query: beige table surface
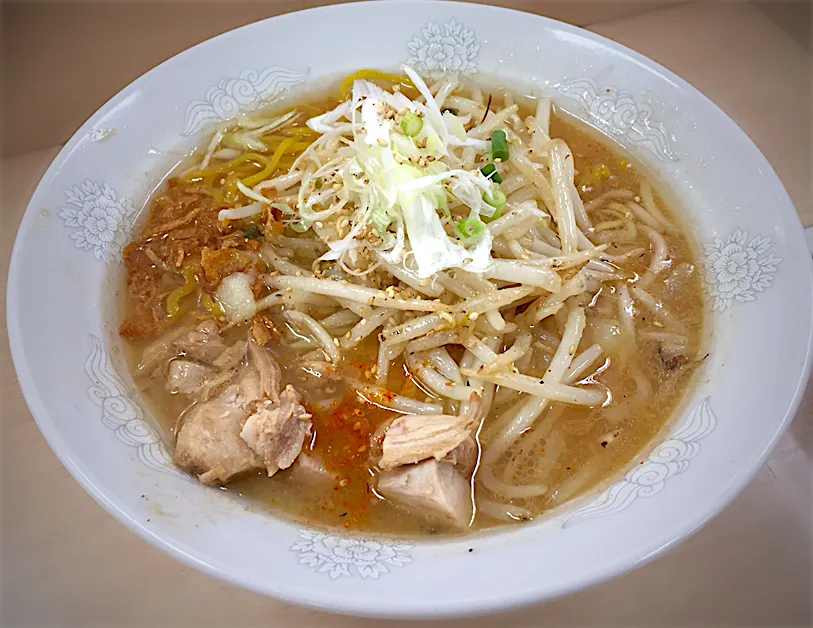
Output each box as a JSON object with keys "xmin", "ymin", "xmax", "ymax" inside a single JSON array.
[{"xmin": 2, "ymin": 2, "xmax": 812, "ymax": 626}]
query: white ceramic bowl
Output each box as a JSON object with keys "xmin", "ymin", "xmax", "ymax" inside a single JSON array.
[{"xmin": 8, "ymin": 1, "xmax": 813, "ymax": 618}]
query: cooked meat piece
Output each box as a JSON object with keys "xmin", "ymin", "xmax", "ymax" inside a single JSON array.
[
  {"xmin": 289, "ymin": 453, "xmax": 334, "ymax": 487},
  {"xmin": 173, "ymin": 341, "xmax": 285, "ymax": 485},
  {"xmin": 377, "ymin": 459, "xmax": 473, "ymax": 529},
  {"xmin": 378, "ymin": 394, "xmax": 481, "ymax": 470},
  {"xmin": 443, "ymin": 436, "xmax": 478, "ymax": 477},
  {"xmin": 213, "ymin": 340, "xmax": 247, "ymax": 370},
  {"xmin": 137, "ymin": 324, "xmax": 192, "ymax": 378},
  {"xmin": 174, "ymin": 320, "xmax": 225, "ymax": 362},
  {"xmin": 166, "ymin": 359, "xmax": 208, "ymax": 395},
  {"xmin": 167, "ymin": 341, "xmax": 247, "ymax": 399},
  {"xmin": 240, "ymin": 385, "xmax": 312, "ymax": 477},
  {"xmin": 173, "ymin": 377, "xmax": 263, "ymax": 485},
  {"xmin": 198, "ymin": 369, "xmax": 239, "ymax": 401},
  {"xmin": 248, "ymin": 339, "xmax": 282, "ymax": 402}
]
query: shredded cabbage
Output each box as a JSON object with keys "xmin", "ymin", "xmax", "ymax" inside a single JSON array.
[{"xmin": 291, "ymin": 65, "xmax": 500, "ymax": 278}]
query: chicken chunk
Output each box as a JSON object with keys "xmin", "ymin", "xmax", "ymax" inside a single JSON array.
[
  {"xmin": 137, "ymin": 324, "xmax": 193, "ymax": 378},
  {"xmin": 240, "ymin": 385, "xmax": 312, "ymax": 477},
  {"xmin": 377, "ymin": 459, "xmax": 473, "ymax": 529},
  {"xmin": 213, "ymin": 339, "xmax": 247, "ymax": 371},
  {"xmin": 173, "ymin": 340, "xmax": 290, "ymax": 485},
  {"xmin": 166, "ymin": 359, "xmax": 208, "ymax": 395},
  {"xmin": 198, "ymin": 369, "xmax": 239, "ymax": 401},
  {"xmin": 173, "ymin": 377, "xmax": 263, "ymax": 485},
  {"xmin": 289, "ymin": 454, "xmax": 334, "ymax": 487},
  {"xmin": 443, "ymin": 436, "xmax": 478, "ymax": 477},
  {"xmin": 174, "ymin": 320, "xmax": 225, "ymax": 362},
  {"xmin": 379, "ymin": 394, "xmax": 481, "ymax": 471},
  {"xmin": 249, "ymin": 340, "xmax": 282, "ymax": 403}
]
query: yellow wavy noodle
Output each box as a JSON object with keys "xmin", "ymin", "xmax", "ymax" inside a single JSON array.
[
  {"xmin": 200, "ymin": 292, "xmax": 226, "ymax": 318},
  {"xmin": 242, "ymin": 137, "xmax": 303, "ymax": 187},
  {"xmin": 339, "ymin": 69, "xmax": 417, "ymax": 99},
  {"xmin": 182, "ymin": 152, "xmax": 267, "ymax": 183},
  {"xmin": 165, "ymin": 264, "xmax": 200, "ymax": 319}
]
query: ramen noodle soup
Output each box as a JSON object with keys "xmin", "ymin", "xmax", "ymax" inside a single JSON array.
[{"xmin": 119, "ymin": 68, "xmax": 705, "ymax": 536}]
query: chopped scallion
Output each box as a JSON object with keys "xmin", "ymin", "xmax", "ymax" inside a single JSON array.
[
  {"xmin": 483, "ymin": 188, "xmax": 507, "ymax": 212},
  {"xmin": 491, "ymin": 130, "xmax": 509, "ymax": 162},
  {"xmin": 482, "ymin": 207, "xmax": 503, "ymax": 223},
  {"xmin": 457, "ymin": 218, "xmax": 486, "ymax": 239},
  {"xmin": 480, "ymin": 163, "xmax": 502, "ymax": 184},
  {"xmin": 401, "ymin": 112, "xmax": 423, "ymax": 137}
]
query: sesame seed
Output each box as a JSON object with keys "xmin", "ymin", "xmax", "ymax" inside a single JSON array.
[{"xmin": 377, "ymin": 137, "xmax": 388, "ymax": 147}]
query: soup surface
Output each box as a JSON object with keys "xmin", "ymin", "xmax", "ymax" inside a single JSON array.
[{"xmin": 120, "ymin": 69, "xmax": 705, "ymax": 537}]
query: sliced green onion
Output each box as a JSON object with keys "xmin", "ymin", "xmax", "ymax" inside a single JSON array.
[
  {"xmin": 480, "ymin": 163, "xmax": 502, "ymax": 184},
  {"xmin": 401, "ymin": 112, "xmax": 423, "ymax": 137},
  {"xmin": 491, "ymin": 130, "xmax": 509, "ymax": 162},
  {"xmin": 482, "ymin": 207, "xmax": 503, "ymax": 223},
  {"xmin": 457, "ymin": 218, "xmax": 486, "ymax": 239},
  {"xmin": 482, "ymin": 187, "xmax": 506, "ymax": 223},
  {"xmin": 483, "ymin": 188, "xmax": 507, "ymax": 211}
]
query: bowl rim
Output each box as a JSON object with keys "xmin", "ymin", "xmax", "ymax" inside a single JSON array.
[{"xmin": 7, "ymin": 0, "xmax": 813, "ymax": 617}]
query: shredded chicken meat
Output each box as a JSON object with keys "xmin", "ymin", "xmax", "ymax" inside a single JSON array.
[
  {"xmin": 171, "ymin": 325, "xmax": 311, "ymax": 485},
  {"xmin": 377, "ymin": 459, "xmax": 473, "ymax": 529},
  {"xmin": 166, "ymin": 359, "xmax": 208, "ymax": 395},
  {"xmin": 240, "ymin": 385, "xmax": 312, "ymax": 477},
  {"xmin": 379, "ymin": 394, "xmax": 481, "ymax": 471},
  {"xmin": 173, "ymin": 368, "xmax": 265, "ymax": 485}
]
